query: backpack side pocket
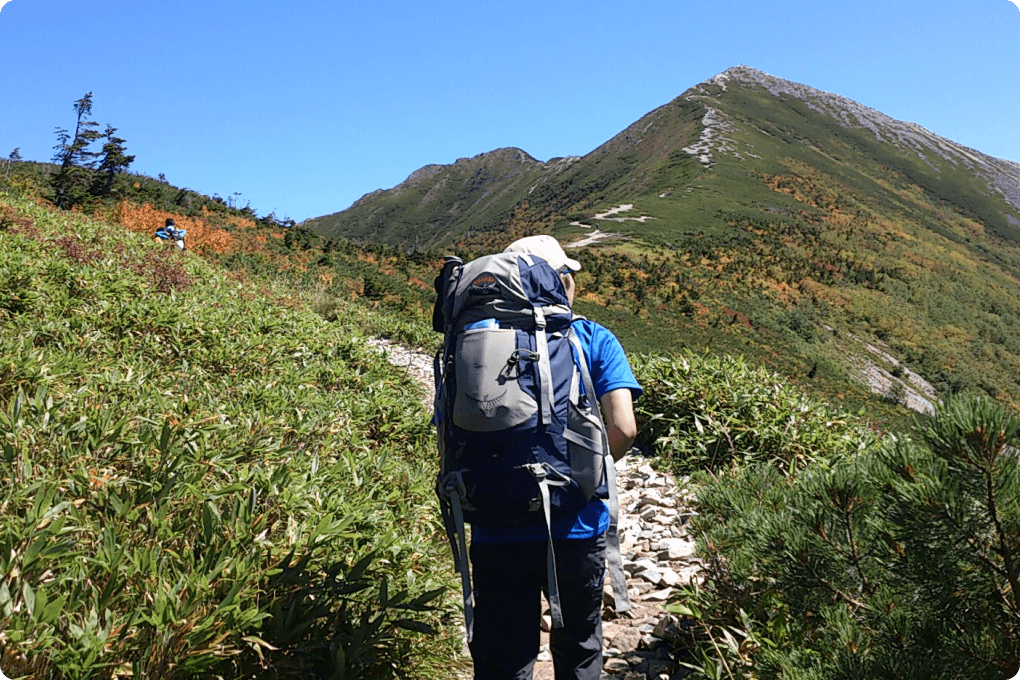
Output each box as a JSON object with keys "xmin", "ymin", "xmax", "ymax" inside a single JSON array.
[
  {"xmin": 563, "ymin": 369, "xmax": 606, "ymax": 500},
  {"xmin": 454, "ymin": 328, "xmax": 538, "ymax": 432}
]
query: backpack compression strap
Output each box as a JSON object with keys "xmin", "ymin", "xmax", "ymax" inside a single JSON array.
[
  {"xmin": 517, "ymin": 253, "xmax": 555, "ymax": 426},
  {"xmin": 438, "ymin": 471, "xmax": 474, "ymax": 642},
  {"xmin": 532, "ymin": 306, "xmax": 553, "ymax": 426},
  {"xmin": 526, "ymin": 463, "xmax": 571, "ymax": 629},
  {"xmin": 434, "ymin": 343, "xmax": 477, "ymax": 642},
  {"xmin": 568, "ymin": 330, "xmax": 632, "ymax": 615}
]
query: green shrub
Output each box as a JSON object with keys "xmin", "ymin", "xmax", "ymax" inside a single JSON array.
[
  {"xmin": 633, "ymin": 351, "xmax": 875, "ymax": 474},
  {"xmin": 669, "ymin": 392, "xmax": 1020, "ymax": 679},
  {"xmin": 0, "ymin": 196, "xmax": 458, "ymax": 679}
]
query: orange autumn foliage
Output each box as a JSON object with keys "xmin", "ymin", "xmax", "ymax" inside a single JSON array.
[
  {"xmin": 116, "ymin": 202, "xmax": 234, "ymax": 254},
  {"xmin": 226, "ymin": 214, "xmax": 257, "ymax": 231}
]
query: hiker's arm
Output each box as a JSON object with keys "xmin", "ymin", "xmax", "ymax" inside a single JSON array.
[{"xmin": 601, "ymin": 388, "xmax": 636, "ymax": 461}]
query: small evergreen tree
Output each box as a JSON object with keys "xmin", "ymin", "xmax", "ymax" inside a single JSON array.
[
  {"xmin": 51, "ymin": 92, "xmax": 102, "ymax": 208},
  {"xmin": 4, "ymin": 147, "xmax": 20, "ymax": 177},
  {"xmin": 49, "ymin": 94, "xmax": 135, "ymax": 208},
  {"xmin": 675, "ymin": 392, "xmax": 1020, "ymax": 679},
  {"xmin": 90, "ymin": 124, "xmax": 135, "ymax": 197}
]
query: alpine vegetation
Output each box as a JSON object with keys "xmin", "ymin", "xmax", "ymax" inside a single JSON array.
[
  {"xmin": 639, "ymin": 353, "xmax": 1020, "ymax": 679},
  {"xmin": 0, "ymin": 194, "xmax": 459, "ymax": 679}
]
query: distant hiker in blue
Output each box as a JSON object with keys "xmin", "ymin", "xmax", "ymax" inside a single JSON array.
[
  {"xmin": 155, "ymin": 218, "xmax": 186, "ymax": 251},
  {"xmin": 468, "ymin": 235, "xmax": 642, "ymax": 680}
]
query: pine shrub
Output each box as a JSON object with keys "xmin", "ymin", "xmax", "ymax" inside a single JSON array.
[
  {"xmin": 656, "ymin": 358, "xmax": 1020, "ymax": 679},
  {"xmin": 633, "ymin": 351, "xmax": 875, "ymax": 474}
]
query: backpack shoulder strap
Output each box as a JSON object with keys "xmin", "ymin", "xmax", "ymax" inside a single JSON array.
[{"xmin": 567, "ymin": 327, "xmax": 632, "ymax": 615}]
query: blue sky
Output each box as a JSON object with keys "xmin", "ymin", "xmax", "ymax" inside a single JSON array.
[{"xmin": 1, "ymin": 0, "xmax": 1017, "ymax": 223}]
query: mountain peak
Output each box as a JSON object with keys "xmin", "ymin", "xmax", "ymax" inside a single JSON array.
[
  {"xmin": 715, "ymin": 65, "xmax": 774, "ymax": 82},
  {"xmin": 691, "ymin": 66, "xmax": 1020, "ymax": 215}
]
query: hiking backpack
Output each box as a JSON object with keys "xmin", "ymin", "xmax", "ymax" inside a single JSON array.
[{"xmin": 432, "ymin": 252, "xmax": 630, "ymax": 641}]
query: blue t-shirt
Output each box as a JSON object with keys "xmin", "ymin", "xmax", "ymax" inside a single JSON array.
[{"xmin": 471, "ymin": 318, "xmax": 642, "ymax": 543}]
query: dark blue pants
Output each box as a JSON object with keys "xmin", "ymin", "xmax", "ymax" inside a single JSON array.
[{"xmin": 469, "ymin": 534, "xmax": 606, "ymax": 680}]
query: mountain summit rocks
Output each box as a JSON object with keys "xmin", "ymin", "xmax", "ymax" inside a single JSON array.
[{"xmin": 689, "ymin": 65, "xmax": 1020, "ymax": 217}]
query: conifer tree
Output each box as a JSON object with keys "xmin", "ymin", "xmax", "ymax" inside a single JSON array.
[
  {"xmin": 682, "ymin": 393, "xmax": 1020, "ymax": 679},
  {"xmin": 51, "ymin": 92, "xmax": 102, "ymax": 208},
  {"xmin": 91, "ymin": 124, "xmax": 135, "ymax": 197},
  {"xmin": 4, "ymin": 148, "xmax": 20, "ymax": 177}
]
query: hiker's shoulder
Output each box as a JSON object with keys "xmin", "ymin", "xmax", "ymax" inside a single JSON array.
[
  {"xmin": 570, "ymin": 318, "xmax": 632, "ymax": 369},
  {"xmin": 571, "ymin": 317, "xmax": 620, "ymax": 346}
]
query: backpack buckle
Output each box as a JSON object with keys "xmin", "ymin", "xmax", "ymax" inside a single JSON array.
[
  {"xmin": 439, "ymin": 471, "xmax": 468, "ymax": 501},
  {"xmin": 524, "ymin": 463, "xmax": 546, "ymax": 481}
]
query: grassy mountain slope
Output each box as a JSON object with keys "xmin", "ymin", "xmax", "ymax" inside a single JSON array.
[
  {"xmin": 302, "ymin": 99, "xmax": 706, "ymax": 250},
  {"xmin": 0, "ymin": 194, "xmax": 460, "ymax": 678},
  {"xmin": 304, "ymin": 66, "xmax": 1020, "ymax": 416},
  {"xmin": 305, "ymin": 148, "xmax": 559, "ymax": 251}
]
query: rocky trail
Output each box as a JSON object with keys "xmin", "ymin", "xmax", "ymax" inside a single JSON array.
[{"xmin": 369, "ymin": 338, "xmax": 702, "ymax": 680}]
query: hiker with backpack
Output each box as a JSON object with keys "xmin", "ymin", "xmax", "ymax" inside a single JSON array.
[
  {"xmin": 155, "ymin": 218, "xmax": 186, "ymax": 251},
  {"xmin": 433, "ymin": 235, "xmax": 641, "ymax": 680}
]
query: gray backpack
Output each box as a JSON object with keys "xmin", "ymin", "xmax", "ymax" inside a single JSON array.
[{"xmin": 432, "ymin": 252, "xmax": 630, "ymax": 640}]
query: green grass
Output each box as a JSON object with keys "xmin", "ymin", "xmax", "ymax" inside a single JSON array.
[{"xmin": 0, "ymin": 195, "xmax": 462, "ymax": 679}]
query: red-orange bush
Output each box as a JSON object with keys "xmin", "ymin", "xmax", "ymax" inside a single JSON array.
[{"xmin": 116, "ymin": 202, "xmax": 234, "ymax": 254}]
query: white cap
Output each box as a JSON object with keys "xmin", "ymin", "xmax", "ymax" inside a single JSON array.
[{"xmin": 503, "ymin": 235, "xmax": 580, "ymax": 273}]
